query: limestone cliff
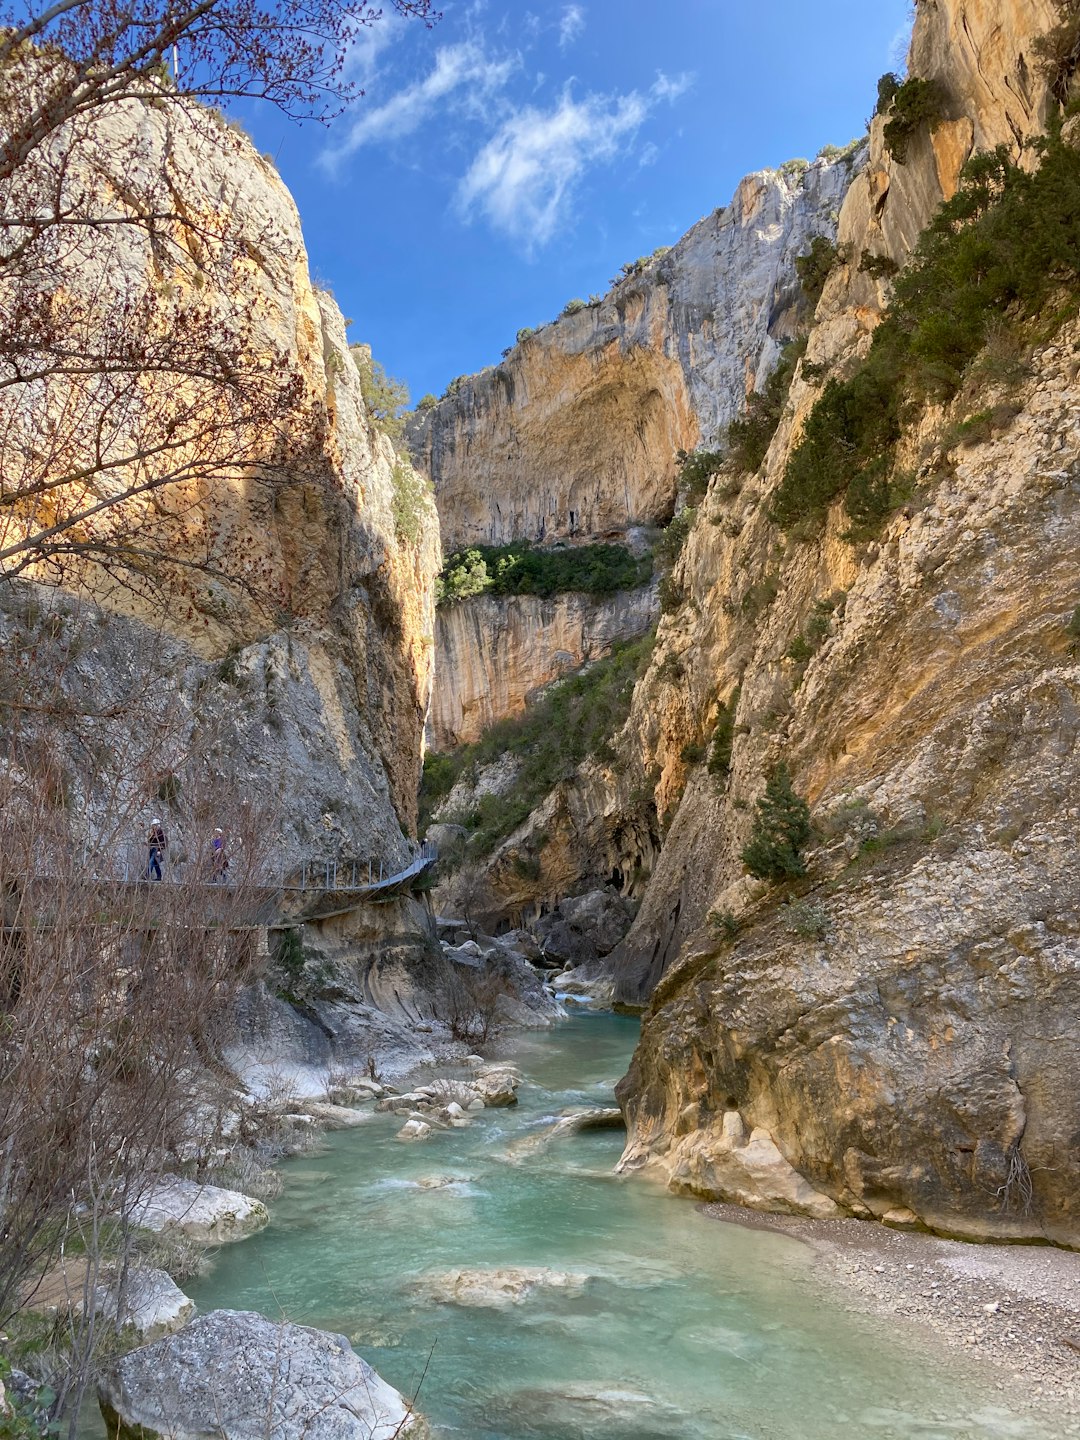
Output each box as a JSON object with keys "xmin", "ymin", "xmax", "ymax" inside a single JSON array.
[
  {"xmin": 610, "ymin": 0, "xmax": 1065, "ymax": 997},
  {"xmin": 431, "ymin": 584, "xmax": 659, "ymax": 749},
  {"xmin": 607, "ymin": 0, "xmax": 1080, "ymax": 1245},
  {"xmin": 2, "ymin": 86, "xmax": 457, "ymax": 1088},
  {"xmin": 421, "ymin": 151, "xmax": 860, "ymax": 918},
  {"xmin": 7, "ymin": 93, "xmax": 440, "ymax": 849},
  {"xmin": 413, "ymin": 156, "xmax": 857, "ymax": 553}
]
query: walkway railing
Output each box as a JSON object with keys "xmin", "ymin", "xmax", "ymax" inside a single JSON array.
[
  {"xmin": 5, "ymin": 839, "xmax": 439, "ymax": 926},
  {"xmin": 288, "ymin": 840, "xmax": 438, "ymax": 894}
]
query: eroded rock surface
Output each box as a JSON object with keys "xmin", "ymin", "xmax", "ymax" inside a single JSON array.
[
  {"xmin": 606, "ymin": 0, "xmax": 1080, "ymax": 1243},
  {"xmin": 431, "ymin": 586, "xmax": 658, "ymax": 749},
  {"xmin": 412, "ymin": 158, "xmax": 857, "ymax": 551},
  {"xmin": 98, "ymin": 1310, "xmax": 419, "ymax": 1440},
  {"xmin": 419, "ymin": 1267, "xmax": 591, "ymax": 1308}
]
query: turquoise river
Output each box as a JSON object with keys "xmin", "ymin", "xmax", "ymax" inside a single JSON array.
[{"xmin": 190, "ymin": 1013, "xmax": 1068, "ymax": 1440}]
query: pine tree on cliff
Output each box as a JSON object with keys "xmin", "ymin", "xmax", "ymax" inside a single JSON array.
[{"xmin": 741, "ymin": 763, "xmax": 812, "ymax": 880}]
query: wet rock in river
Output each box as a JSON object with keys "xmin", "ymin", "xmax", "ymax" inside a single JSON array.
[{"xmin": 419, "ymin": 1266, "xmax": 591, "ymax": 1308}]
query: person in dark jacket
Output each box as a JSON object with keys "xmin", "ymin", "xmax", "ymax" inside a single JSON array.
[
  {"xmin": 145, "ymin": 818, "xmax": 167, "ymax": 881},
  {"xmin": 210, "ymin": 828, "xmax": 229, "ymax": 884}
]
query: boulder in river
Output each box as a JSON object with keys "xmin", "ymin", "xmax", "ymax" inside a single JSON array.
[
  {"xmin": 98, "ymin": 1309, "xmax": 420, "ymax": 1440},
  {"xmin": 126, "ymin": 1177, "xmax": 268, "ymax": 1244},
  {"xmin": 420, "ymin": 1266, "xmax": 591, "ymax": 1308},
  {"xmin": 397, "ymin": 1118, "xmax": 432, "ymax": 1140},
  {"xmin": 114, "ymin": 1269, "xmax": 195, "ymax": 1341},
  {"xmin": 472, "ymin": 1067, "xmax": 519, "ymax": 1107},
  {"xmin": 482, "ymin": 1382, "xmax": 698, "ymax": 1440},
  {"xmin": 20, "ymin": 1260, "xmax": 193, "ymax": 1342},
  {"xmin": 298, "ymin": 1101, "xmax": 375, "ymax": 1130}
]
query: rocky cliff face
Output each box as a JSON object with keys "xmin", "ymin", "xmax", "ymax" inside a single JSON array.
[
  {"xmin": 420, "ymin": 151, "xmax": 861, "ymax": 917},
  {"xmin": 606, "ymin": 0, "xmax": 1080, "ymax": 1244},
  {"xmin": 413, "ymin": 156, "xmax": 857, "ymax": 554},
  {"xmin": 430, "ymin": 584, "xmax": 659, "ymax": 749},
  {"xmin": 10, "ymin": 95, "xmax": 439, "ymax": 849},
  {"xmin": 3, "ymin": 89, "xmax": 458, "ymax": 1089}
]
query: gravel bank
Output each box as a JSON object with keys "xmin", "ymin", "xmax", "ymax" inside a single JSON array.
[{"xmin": 702, "ymin": 1203, "xmax": 1080, "ymax": 1432}]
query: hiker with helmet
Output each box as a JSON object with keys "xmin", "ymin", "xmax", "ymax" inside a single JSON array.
[{"xmin": 145, "ymin": 818, "xmax": 167, "ymax": 881}]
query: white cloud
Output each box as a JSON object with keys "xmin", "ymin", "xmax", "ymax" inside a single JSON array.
[
  {"xmin": 454, "ymin": 67, "xmax": 694, "ymax": 251},
  {"xmin": 341, "ymin": 13, "xmax": 406, "ymax": 90},
  {"xmin": 638, "ymin": 141, "xmax": 659, "ymax": 168},
  {"xmin": 651, "ymin": 71, "xmax": 694, "ymax": 104},
  {"xmin": 456, "ymin": 86, "xmax": 650, "ymax": 251},
  {"xmin": 322, "ymin": 41, "xmax": 517, "ymax": 168},
  {"xmin": 559, "ymin": 4, "xmax": 586, "ymax": 49}
]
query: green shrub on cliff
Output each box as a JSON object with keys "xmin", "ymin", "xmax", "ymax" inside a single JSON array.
[
  {"xmin": 675, "ymin": 447, "xmax": 725, "ymax": 502},
  {"xmin": 741, "ymin": 763, "xmax": 812, "ymax": 881},
  {"xmin": 421, "ymin": 635, "xmax": 656, "ymax": 852},
  {"xmin": 727, "ymin": 336, "xmax": 808, "ymax": 473},
  {"xmin": 707, "ymin": 686, "xmax": 740, "ymax": 782},
  {"xmin": 795, "ymin": 237, "xmax": 839, "ymax": 306},
  {"xmin": 351, "ymin": 345, "xmax": 410, "ymax": 443},
  {"xmin": 882, "ymin": 77, "xmax": 945, "ymax": 163},
  {"xmin": 437, "ymin": 540, "xmax": 652, "ymax": 606},
  {"xmin": 390, "ymin": 461, "xmax": 434, "ymax": 546},
  {"xmin": 771, "ymin": 126, "xmax": 1080, "ymax": 534},
  {"xmin": 875, "ymin": 72, "xmax": 901, "ymax": 115}
]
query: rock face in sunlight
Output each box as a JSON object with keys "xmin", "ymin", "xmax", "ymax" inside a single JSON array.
[
  {"xmin": 605, "ymin": 0, "xmax": 1080, "ymax": 1244},
  {"xmin": 13, "ymin": 96, "xmax": 439, "ymax": 843},
  {"xmin": 419, "ymin": 155, "xmax": 858, "ymax": 926},
  {"xmin": 431, "ymin": 584, "xmax": 659, "ymax": 749},
  {"xmin": 2, "ymin": 93, "xmax": 456, "ymax": 1087},
  {"xmin": 411, "ymin": 158, "xmax": 856, "ymax": 551},
  {"xmin": 410, "ymin": 0, "xmax": 1080, "ymax": 1244}
]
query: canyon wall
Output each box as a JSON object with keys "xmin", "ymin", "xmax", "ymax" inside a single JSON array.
[
  {"xmin": 1, "ymin": 85, "xmax": 459, "ymax": 1083},
  {"xmin": 413, "ymin": 156, "xmax": 856, "ymax": 553},
  {"xmin": 420, "ymin": 152, "xmax": 860, "ymax": 920},
  {"xmin": 424, "ymin": 0, "xmax": 1080, "ymax": 1244},
  {"xmin": 609, "ymin": 0, "xmax": 1080, "ymax": 1244},
  {"xmin": 431, "ymin": 584, "xmax": 659, "ymax": 749},
  {"xmin": 609, "ymin": 0, "xmax": 1064, "ymax": 999},
  {"xmin": 6, "ymin": 93, "xmax": 440, "ymax": 856}
]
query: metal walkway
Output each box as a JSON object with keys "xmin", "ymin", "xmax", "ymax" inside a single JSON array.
[{"xmin": 2, "ymin": 841, "xmax": 439, "ymax": 930}]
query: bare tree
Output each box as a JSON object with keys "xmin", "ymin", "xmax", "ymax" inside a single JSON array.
[
  {"xmin": 0, "ymin": 600, "xmax": 279, "ymax": 1434},
  {"xmin": 0, "ymin": 0, "xmax": 438, "ymax": 595}
]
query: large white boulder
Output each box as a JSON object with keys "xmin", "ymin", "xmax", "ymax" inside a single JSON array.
[
  {"xmin": 114, "ymin": 1270, "xmax": 195, "ymax": 1341},
  {"xmin": 98, "ymin": 1310, "xmax": 420, "ymax": 1440},
  {"xmin": 472, "ymin": 1067, "xmax": 519, "ymax": 1108},
  {"xmin": 126, "ymin": 1177, "xmax": 269, "ymax": 1244}
]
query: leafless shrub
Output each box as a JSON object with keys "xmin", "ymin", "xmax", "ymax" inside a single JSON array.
[
  {"xmin": 443, "ymin": 964, "xmax": 515, "ymax": 1047},
  {"xmin": 995, "ymin": 1142, "xmax": 1034, "ymax": 1215},
  {"xmin": 0, "ymin": 610, "xmax": 278, "ymax": 1435}
]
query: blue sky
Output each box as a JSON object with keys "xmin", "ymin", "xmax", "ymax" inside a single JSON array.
[{"xmin": 243, "ymin": 0, "xmax": 914, "ymax": 402}]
